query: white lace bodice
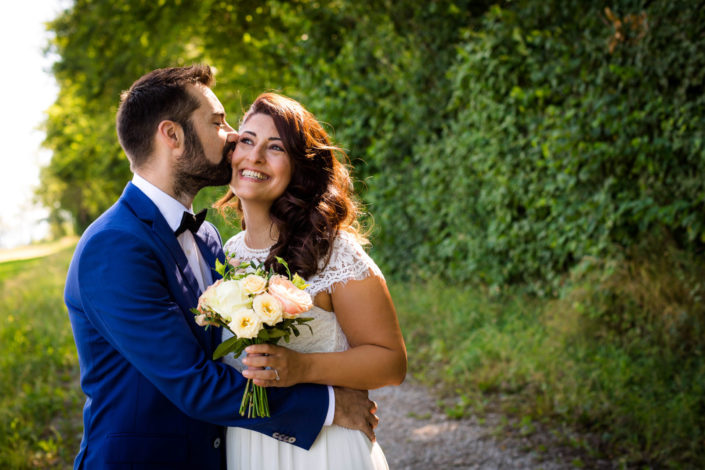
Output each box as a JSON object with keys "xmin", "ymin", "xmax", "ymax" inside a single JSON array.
[
  {"xmin": 220, "ymin": 231, "xmax": 384, "ymax": 369},
  {"xmin": 223, "ymin": 231, "xmax": 383, "ymax": 298}
]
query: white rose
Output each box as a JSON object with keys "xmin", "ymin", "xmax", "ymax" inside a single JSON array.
[
  {"xmin": 228, "ymin": 307, "xmax": 263, "ymax": 339},
  {"xmin": 252, "ymin": 293, "xmax": 284, "ymax": 326},
  {"xmin": 201, "ymin": 280, "xmax": 250, "ymax": 316},
  {"xmin": 240, "ymin": 274, "xmax": 267, "ymax": 295},
  {"xmin": 198, "ymin": 279, "xmax": 221, "ymax": 312}
]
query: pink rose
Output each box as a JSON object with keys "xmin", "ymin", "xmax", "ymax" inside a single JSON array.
[{"xmin": 268, "ymin": 275, "xmax": 313, "ymax": 318}]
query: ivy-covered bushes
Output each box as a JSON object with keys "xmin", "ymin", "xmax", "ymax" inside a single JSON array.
[
  {"xmin": 355, "ymin": 1, "xmax": 705, "ymax": 288},
  {"xmin": 43, "ymin": 0, "xmax": 705, "ymax": 287}
]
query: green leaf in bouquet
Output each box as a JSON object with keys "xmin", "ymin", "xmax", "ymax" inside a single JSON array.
[
  {"xmin": 215, "ymin": 258, "xmax": 226, "ymax": 277},
  {"xmin": 213, "ymin": 335, "xmax": 247, "ymax": 360},
  {"xmin": 265, "ymin": 329, "xmax": 288, "ymax": 339},
  {"xmin": 291, "ymin": 273, "xmax": 309, "ymax": 289},
  {"xmin": 275, "ymin": 256, "xmax": 292, "ymax": 279},
  {"xmin": 296, "ymin": 317, "xmax": 314, "ymax": 335}
]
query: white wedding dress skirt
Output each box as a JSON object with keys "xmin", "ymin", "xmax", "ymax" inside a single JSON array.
[
  {"xmin": 227, "ymin": 420, "xmax": 388, "ymax": 470},
  {"xmin": 222, "ymin": 306, "xmax": 389, "ymax": 470}
]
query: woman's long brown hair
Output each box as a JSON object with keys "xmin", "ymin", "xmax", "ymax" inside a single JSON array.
[{"xmin": 215, "ymin": 92, "xmax": 365, "ymax": 278}]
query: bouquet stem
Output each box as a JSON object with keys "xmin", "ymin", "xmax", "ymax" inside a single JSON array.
[{"xmin": 239, "ymin": 378, "xmax": 270, "ymax": 418}]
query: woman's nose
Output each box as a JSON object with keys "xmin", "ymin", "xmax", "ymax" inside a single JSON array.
[{"xmin": 247, "ymin": 143, "xmax": 265, "ymax": 163}]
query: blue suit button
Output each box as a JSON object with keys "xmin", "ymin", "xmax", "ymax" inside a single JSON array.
[{"xmin": 213, "ymin": 437, "xmax": 221, "ymax": 448}]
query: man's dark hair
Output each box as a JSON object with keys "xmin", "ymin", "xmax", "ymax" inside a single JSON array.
[{"xmin": 116, "ymin": 65, "xmax": 214, "ymax": 169}]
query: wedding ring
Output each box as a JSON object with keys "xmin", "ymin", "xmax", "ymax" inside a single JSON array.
[{"xmin": 273, "ymin": 369, "xmax": 280, "ymax": 381}]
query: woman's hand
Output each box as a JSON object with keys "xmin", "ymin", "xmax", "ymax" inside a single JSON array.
[{"xmin": 241, "ymin": 343, "xmax": 307, "ymax": 387}]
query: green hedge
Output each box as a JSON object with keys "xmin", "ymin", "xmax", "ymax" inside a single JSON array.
[
  {"xmin": 354, "ymin": 1, "xmax": 705, "ymax": 289},
  {"xmin": 42, "ymin": 1, "xmax": 705, "ymax": 289}
]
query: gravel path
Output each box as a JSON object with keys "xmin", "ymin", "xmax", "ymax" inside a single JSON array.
[{"xmin": 371, "ymin": 379, "xmax": 607, "ymax": 470}]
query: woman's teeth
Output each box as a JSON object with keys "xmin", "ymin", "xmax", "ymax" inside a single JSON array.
[{"xmin": 241, "ymin": 169, "xmax": 268, "ymax": 180}]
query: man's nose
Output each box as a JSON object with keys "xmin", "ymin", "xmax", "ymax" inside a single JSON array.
[{"xmin": 225, "ymin": 122, "xmax": 238, "ymax": 141}]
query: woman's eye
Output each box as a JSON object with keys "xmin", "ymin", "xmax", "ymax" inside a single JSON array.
[
  {"xmin": 270, "ymin": 144, "xmax": 284, "ymax": 152},
  {"xmin": 240, "ymin": 137, "xmax": 253, "ymax": 145}
]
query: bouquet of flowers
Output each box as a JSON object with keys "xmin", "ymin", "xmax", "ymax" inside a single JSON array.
[{"xmin": 192, "ymin": 256, "xmax": 313, "ymax": 418}]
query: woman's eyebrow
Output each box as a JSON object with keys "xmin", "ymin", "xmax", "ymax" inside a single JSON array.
[{"xmin": 242, "ymin": 130, "xmax": 282, "ymax": 141}]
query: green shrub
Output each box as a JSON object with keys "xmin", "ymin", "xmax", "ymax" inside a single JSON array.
[
  {"xmin": 394, "ymin": 234, "xmax": 705, "ymax": 467},
  {"xmin": 545, "ymin": 234, "xmax": 705, "ymax": 464},
  {"xmin": 393, "ymin": 1, "xmax": 705, "ymax": 288},
  {"xmin": 564, "ymin": 233, "xmax": 705, "ymax": 354}
]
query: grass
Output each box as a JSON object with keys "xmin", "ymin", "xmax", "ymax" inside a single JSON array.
[
  {"xmin": 391, "ymin": 268, "xmax": 705, "ymax": 469},
  {"xmin": 2, "ymin": 237, "xmax": 703, "ymax": 468},
  {"xmin": 0, "ymin": 243, "xmax": 83, "ymax": 469}
]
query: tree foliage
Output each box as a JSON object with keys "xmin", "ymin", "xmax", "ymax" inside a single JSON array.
[
  {"xmin": 41, "ymin": 0, "xmax": 705, "ymax": 289},
  {"xmin": 409, "ymin": 1, "xmax": 705, "ymax": 291}
]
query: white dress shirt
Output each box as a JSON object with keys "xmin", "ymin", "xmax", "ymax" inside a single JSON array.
[
  {"xmin": 132, "ymin": 173, "xmax": 211, "ymax": 292},
  {"xmin": 131, "ymin": 174, "xmax": 335, "ymax": 426}
]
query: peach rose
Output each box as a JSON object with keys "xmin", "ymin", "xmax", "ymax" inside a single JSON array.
[{"xmin": 268, "ymin": 275, "xmax": 313, "ymax": 318}]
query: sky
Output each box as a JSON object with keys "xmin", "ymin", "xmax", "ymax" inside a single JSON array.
[{"xmin": 0, "ymin": 0, "xmax": 67, "ymax": 249}]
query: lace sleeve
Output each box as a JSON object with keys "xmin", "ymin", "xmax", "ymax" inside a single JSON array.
[{"xmin": 306, "ymin": 231, "xmax": 384, "ymax": 297}]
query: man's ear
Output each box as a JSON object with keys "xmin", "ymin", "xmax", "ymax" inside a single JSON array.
[{"xmin": 156, "ymin": 120, "xmax": 184, "ymax": 153}]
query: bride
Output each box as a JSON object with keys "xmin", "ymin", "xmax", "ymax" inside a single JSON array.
[{"xmin": 215, "ymin": 92, "xmax": 407, "ymax": 469}]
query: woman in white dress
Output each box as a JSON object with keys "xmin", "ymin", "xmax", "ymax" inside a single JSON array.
[{"xmin": 214, "ymin": 92, "xmax": 407, "ymax": 470}]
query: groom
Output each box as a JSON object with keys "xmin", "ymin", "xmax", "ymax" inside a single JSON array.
[{"xmin": 64, "ymin": 65, "xmax": 377, "ymax": 469}]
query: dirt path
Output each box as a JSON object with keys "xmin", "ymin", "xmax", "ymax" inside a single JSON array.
[{"xmin": 371, "ymin": 379, "xmax": 607, "ymax": 470}]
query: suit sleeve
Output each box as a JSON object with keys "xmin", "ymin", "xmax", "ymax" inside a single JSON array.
[{"xmin": 76, "ymin": 228, "xmax": 328, "ymax": 449}]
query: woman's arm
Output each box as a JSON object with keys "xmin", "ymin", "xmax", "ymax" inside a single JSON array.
[{"xmin": 242, "ymin": 273, "xmax": 407, "ymax": 390}]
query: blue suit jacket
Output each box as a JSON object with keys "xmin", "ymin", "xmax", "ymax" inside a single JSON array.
[{"xmin": 64, "ymin": 183, "xmax": 328, "ymax": 469}]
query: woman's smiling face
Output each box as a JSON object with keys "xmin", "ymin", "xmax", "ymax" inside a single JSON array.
[{"xmin": 230, "ymin": 112, "xmax": 292, "ymax": 209}]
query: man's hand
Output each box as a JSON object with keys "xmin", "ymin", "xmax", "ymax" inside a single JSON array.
[{"xmin": 332, "ymin": 387, "xmax": 379, "ymax": 442}]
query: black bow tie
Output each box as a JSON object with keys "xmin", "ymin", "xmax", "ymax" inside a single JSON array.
[{"xmin": 174, "ymin": 209, "xmax": 207, "ymax": 237}]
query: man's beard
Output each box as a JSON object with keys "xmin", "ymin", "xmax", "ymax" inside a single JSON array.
[{"xmin": 173, "ymin": 120, "xmax": 234, "ymax": 200}]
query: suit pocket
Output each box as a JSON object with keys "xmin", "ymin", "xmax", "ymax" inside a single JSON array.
[{"xmin": 104, "ymin": 433, "xmax": 188, "ymax": 464}]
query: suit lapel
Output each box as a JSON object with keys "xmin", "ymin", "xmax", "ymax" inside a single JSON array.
[
  {"xmin": 194, "ymin": 225, "xmax": 225, "ymax": 284},
  {"xmin": 121, "ymin": 183, "xmax": 202, "ymax": 301},
  {"xmin": 193, "ymin": 225, "xmax": 226, "ymax": 350},
  {"xmin": 154, "ymin": 222, "xmax": 202, "ymax": 299},
  {"xmin": 121, "ymin": 183, "xmax": 226, "ymax": 350}
]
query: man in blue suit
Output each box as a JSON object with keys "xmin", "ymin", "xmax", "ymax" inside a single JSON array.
[{"xmin": 64, "ymin": 65, "xmax": 377, "ymax": 469}]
